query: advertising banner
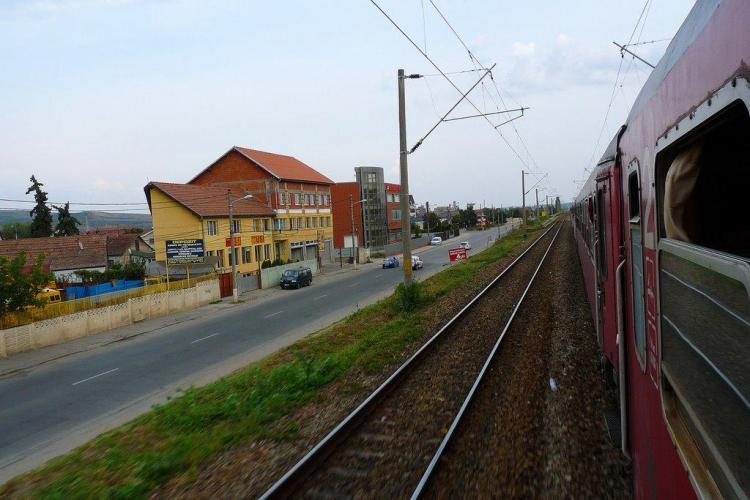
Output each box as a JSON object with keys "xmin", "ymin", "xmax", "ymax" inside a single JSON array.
[
  {"xmin": 166, "ymin": 239, "xmax": 205, "ymax": 264},
  {"xmin": 449, "ymin": 247, "xmax": 467, "ymax": 262}
]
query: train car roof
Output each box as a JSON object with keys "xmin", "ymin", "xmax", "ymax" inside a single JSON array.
[
  {"xmin": 627, "ymin": 0, "xmax": 720, "ymax": 124},
  {"xmin": 589, "ymin": 1, "xmax": 721, "ymax": 184}
]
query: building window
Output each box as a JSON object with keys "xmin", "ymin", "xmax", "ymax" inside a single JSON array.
[
  {"xmin": 305, "ymin": 217, "xmax": 311, "ymax": 228},
  {"xmin": 231, "ymin": 219, "xmax": 241, "ymax": 234},
  {"xmin": 263, "ymin": 219, "xmax": 270, "ymax": 231},
  {"xmin": 263, "ymin": 244, "xmax": 271, "ymax": 260},
  {"xmin": 294, "ymin": 193, "xmax": 301, "ymax": 205},
  {"xmin": 311, "ymin": 217, "xmax": 317, "ymax": 228},
  {"xmin": 207, "ymin": 220, "xmax": 217, "ymax": 236},
  {"xmin": 392, "ymin": 209, "xmax": 401, "ymax": 220},
  {"xmin": 228, "ymin": 247, "xmax": 239, "ymax": 266},
  {"xmin": 254, "ymin": 245, "xmax": 261, "ymax": 262},
  {"xmin": 290, "ymin": 217, "xmax": 297, "ymax": 229},
  {"xmin": 253, "ymin": 219, "xmax": 261, "ymax": 232},
  {"xmin": 242, "ymin": 246, "xmax": 252, "ymax": 264},
  {"xmin": 328, "ymin": 216, "xmax": 332, "ymax": 227},
  {"xmin": 313, "ymin": 194, "xmax": 319, "ymax": 206},
  {"xmin": 367, "ymin": 173, "xmax": 376, "ymax": 183},
  {"xmin": 217, "ymin": 249, "xmax": 225, "ymax": 267},
  {"xmin": 274, "ymin": 218, "xmax": 286, "ymax": 231}
]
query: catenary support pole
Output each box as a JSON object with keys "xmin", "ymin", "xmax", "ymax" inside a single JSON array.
[
  {"xmin": 535, "ymin": 188, "xmax": 539, "ymax": 221},
  {"xmin": 398, "ymin": 69, "xmax": 413, "ymax": 286},
  {"xmin": 522, "ymin": 170, "xmax": 526, "ymax": 226}
]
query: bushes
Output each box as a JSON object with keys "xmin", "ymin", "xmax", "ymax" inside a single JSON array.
[
  {"xmin": 261, "ymin": 258, "xmax": 288, "ymax": 269},
  {"xmin": 395, "ymin": 281, "xmax": 422, "ymax": 312}
]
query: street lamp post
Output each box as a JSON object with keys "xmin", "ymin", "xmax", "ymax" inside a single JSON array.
[
  {"xmin": 349, "ymin": 195, "xmax": 367, "ymax": 271},
  {"xmin": 228, "ymin": 191, "xmax": 253, "ymax": 304}
]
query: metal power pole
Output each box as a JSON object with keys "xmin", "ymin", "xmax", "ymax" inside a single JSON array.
[
  {"xmin": 535, "ymin": 188, "xmax": 539, "ymax": 220},
  {"xmin": 227, "ymin": 190, "xmax": 238, "ymax": 304},
  {"xmin": 398, "ymin": 69, "xmax": 413, "ymax": 286},
  {"xmin": 349, "ymin": 194, "xmax": 358, "ymax": 271},
  {"xmin": 521, "ymin": 170, "xmax": 526, "ymax": 226}
]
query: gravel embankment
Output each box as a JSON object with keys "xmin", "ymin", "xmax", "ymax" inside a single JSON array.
[
  {"xmin": 425, "ymin": 220, "xmax": 630, "ymax": 499},
  {"xmin": 152, "ymin": 226, "xmax": 554, "ymax": 499},
  {"xmin": 292, "ymin": 227, "xmax": 559, "ymax": 497}
]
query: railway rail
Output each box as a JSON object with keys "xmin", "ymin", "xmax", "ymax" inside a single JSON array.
[{"xmin": 261, "ymin": 221, "xmax": 563, "ymax": 499}]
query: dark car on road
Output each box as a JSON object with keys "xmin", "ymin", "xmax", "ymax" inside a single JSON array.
[
  {"xmin": 382, "ymin": 256, "xmax": 399, "ymax": 268},
  {"xmin": 280, "ymin": 267, "xmax": 312, "ymax": 289}
]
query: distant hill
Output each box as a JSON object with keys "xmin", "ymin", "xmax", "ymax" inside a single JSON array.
[{"xmin": 0, "ymin": 210, "xmax": 152, "ymax": 230}]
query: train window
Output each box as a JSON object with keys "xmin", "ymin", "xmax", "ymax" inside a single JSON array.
[
  {"xmin": 628, "ymin": 164, "xmax": 647, "ymax": 368},
  {"xmin": 597, "ymin": 189, "xmax": 607, "ymax": 279},
  {"xmin": 656, "ymin": 100, "xmax": 750, "ymax": 497},
  {"xmin": 657, "ymin": 101, "xmax": 750, "ymax": 257},
  {"xmin": 659, "ymin": 241, "xmax": 750, "ymax": 497}
]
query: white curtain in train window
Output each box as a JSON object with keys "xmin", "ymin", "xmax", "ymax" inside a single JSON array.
[{"xmin": 664, "ymin": 141, "xmax": 703, "ymax": 242}]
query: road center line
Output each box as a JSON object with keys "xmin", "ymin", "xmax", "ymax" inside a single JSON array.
[
  {"xmin": 348, "ymin": 282, "xmax": 360, "ymax": 288},
  {"xmin": 313, "ymin": 294, "xmax": 329, "ymax": 301},
  {"xmin": 72, "ymin": 368, "xmax": 119, "ymax": 386},
  {"xmin": 191, "ymin": 333, "xmax": 219, "ymax": 344},
  {"xmin": 264, "ymin": 310, "xmax": 284, "ymax": 318}
]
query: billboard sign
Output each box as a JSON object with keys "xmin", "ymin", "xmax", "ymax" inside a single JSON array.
[
  {"xmin": 449, "ymin": 247, "xmax": 467, "ymax": 262},
  {"xmin": 166, "ymin": 239, "xmax": 205, "ymax": 264},
  {"xmin": 225, "ymin": 236, "xmax": 241, "ymax": 247}
]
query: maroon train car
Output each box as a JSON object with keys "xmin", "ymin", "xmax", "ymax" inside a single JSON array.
[{"xmin": 574, "ymin": 1, "xmax": 750, "ymax": 498}]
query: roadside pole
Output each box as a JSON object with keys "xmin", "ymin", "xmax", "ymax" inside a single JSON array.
[
  {"xmin": 522, "ymin": 170, "xmax": 526, "ymax": 226},
  {"xmin": 536, "ymin": 188, "xmax": 539, "ymax": 221},
  {"xmin": 398, "ymin": 69, "xmax": 413, "ymax": 286},
  {"xmin": 349, "ymin": 194, "xmax": 358, "ymax": 271},
  {"xmin": 228, "ymin": 190, "xmax": 238, "ymax": 303}
]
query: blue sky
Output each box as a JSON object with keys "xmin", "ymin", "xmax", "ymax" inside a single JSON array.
[{"xmin": 0, "ymin": 0, "xmax": 694, "ymax": 213}]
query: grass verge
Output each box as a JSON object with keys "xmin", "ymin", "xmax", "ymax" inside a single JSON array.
[{"xmin": 1, "ymin": 226, "xmax": 540, "ymax": 499}]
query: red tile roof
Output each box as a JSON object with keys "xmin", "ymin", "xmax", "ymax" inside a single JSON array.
[
  {"xmin": 144, "ymin": 182, "xmax": 275, "ymax": 218},
  {"xmin": 0, "ymin": 235, "xmax": 108, "ymax": 271},
  {"xmin": 106, "ymin": 233, "xmax": 142, "ymax": 256},
  {"xmin": 190, "ymin": 146, "xmax": 334, "ymax": 185}
]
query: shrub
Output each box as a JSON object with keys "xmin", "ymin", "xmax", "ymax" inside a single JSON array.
[{"xmin": 395, "ymin": 281, "xmax": 422, "ymax": 313}]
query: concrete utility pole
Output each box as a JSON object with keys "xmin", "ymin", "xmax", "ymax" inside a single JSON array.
[
  {"xmin": 425, "ymin": 201, "xmax": 430, "ymax": 237},
  {"xmin": 521, "ymin": 170, "xmax": 526, "ymax": 226},
  {"xmin": 349, "ymin": 194, "xmax": 357, "ymax": 271},
  {"xmin": 227, "ymin": 190, "xmax": 238, "ymax": 304},
  {"xmin": 398, "ymin": 69, "xmax": 413, "ymax": 286}
]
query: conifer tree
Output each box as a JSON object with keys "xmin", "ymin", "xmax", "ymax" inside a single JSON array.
[
  {"xmin": 53, "ymin": 202, "xmax": 81, "ymax": 236},
  {"xmin": 26, "ymin": 175, "xmax": 53, "ymax": 237}
]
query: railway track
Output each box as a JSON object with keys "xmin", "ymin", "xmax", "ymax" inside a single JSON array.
[{"xmin": 260, "ymin": 221, "xmax": 563, "ymax": 499}]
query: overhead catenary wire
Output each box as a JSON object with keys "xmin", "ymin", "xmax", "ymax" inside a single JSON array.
[
  {"xmin": 368, "ymin": 0, "xmax": 533, "ymax": 171},
  {"xmin": 426, "ymin": 0, "xmax": 549, "ymax": 189}
]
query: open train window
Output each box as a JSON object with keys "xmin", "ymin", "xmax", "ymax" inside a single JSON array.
[
  {"xmin": 657, "ymin": 98, "xmax": 750, "ymax": 498},
  {"xmin": 656, "ymin": 101, "xmax": 750, "ymax": 257}
]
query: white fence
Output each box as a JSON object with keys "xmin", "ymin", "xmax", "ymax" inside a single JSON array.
[
  {"xmin": 0, "ymin": 279, "xmax": 220, "ymax": 358},
  {"xmin": 260, "ymin": 259, "xmax": 319, "ymax": 289}
]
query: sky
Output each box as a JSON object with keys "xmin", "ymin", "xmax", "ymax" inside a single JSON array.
[{"xmin": 0, "ymin": 0, "xmax": 695, "ymax": 214}]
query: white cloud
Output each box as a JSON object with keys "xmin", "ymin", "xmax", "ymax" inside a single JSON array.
[
  {"xmin": 511, "ymin": 41, "xmax": 536, "ymax": 57},
  {"xmin": 92, "ymin": 179, "xmax": 126, "ymax": 192}
]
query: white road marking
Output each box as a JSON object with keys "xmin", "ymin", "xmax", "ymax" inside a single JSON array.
[
  {"xmin": 375, "ymin": 274, "xmax": 383, "ymax": 278},
  {"xmin": 313, "ymin": 294, "xmax": 329, "ymax": 301},
  {"xmin": 264, "ymin": 310, "xmax": 284, "ymax": 318},
  {"xmin": 72, "ymin": 368, "xmax": 119, "ymax": 386},
  {"xmin": 191, "ymin": 333, "xmax": 219, "ymax": 344},
  {"xmin": 348, "ymin": 282, "xmax": 360, "ymax": 288}
]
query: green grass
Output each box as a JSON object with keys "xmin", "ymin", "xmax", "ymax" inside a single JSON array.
[{"xmin": 1, "ymin": 226, "xmax": 540, "ymax": 499}]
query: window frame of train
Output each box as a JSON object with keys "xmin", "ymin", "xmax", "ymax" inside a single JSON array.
[
  {"xmin": 627, "ymin": 160, "xmax": 647, "ymax": 372},
  {"xmin": 653, "ymin": 78, "xmax": 750, "ymax": 498}
]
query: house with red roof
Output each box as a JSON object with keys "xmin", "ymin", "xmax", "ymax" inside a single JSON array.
[
  {"xmin": 188, "ymin": 146, "xmax": 335, "ymax": 263},
  {"xmin": 0, "ymin": 235, "xmax": 108, "ymax": 281}
]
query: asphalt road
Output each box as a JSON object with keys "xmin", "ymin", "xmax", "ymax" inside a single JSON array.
[{"xmin": 0, "ymin": 226, "xmax": 511, "ymax": 483}]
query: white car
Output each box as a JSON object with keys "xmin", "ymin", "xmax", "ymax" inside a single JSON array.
[
  {"xmin": 459, "ymin": 241, "xmax": 471, "ymax": 250},
  {"xmin": 411, "ymin": 255, "xmax": 424, "ymax": 270},
  {"xmin": 430, "ymin": 236, "xmax": 443, "ymax": 246}
]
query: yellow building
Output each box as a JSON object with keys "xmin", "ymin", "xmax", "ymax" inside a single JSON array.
[{"xmin": 145, "ymin": 182, "xmax": 277, "ymax": 275}]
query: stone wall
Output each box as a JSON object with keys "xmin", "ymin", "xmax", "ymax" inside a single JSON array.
[{"xmin": 0, "ymin": 280, "xmax": 220, "ymax": 358}]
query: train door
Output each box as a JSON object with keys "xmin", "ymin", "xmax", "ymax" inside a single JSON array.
[{"xmin": 595, "ymin": 175, "xmax": 618, "ymax": 366}]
